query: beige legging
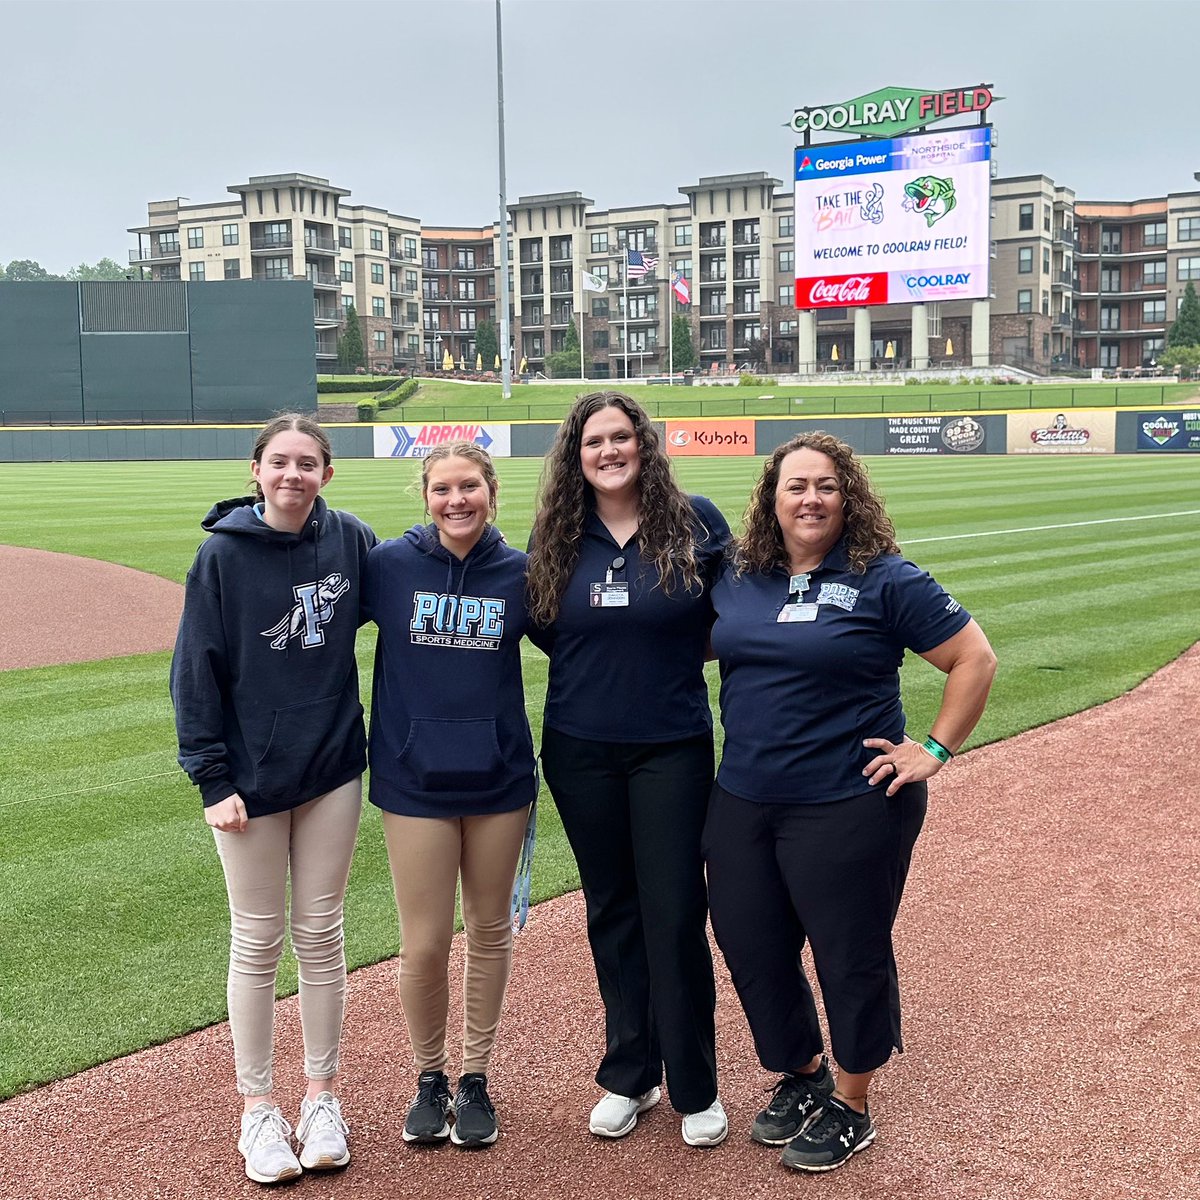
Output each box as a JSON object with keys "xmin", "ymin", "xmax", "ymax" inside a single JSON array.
[
  {"xmin": 213, "ymin": 778, "xmax": 362, "ymax": 1096},
  {"xmin": 382, "ymin": 806, "xmax": 530, "ymax": 1076}
]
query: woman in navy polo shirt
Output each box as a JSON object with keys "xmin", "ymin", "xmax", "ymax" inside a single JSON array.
[
  {"xmin": 526, "ymin": 391, "xmax": 731, "ymax": 1148},
  {"xmin": 706, "ymin": 432, "xmax": 996, "ymax": 1174}
]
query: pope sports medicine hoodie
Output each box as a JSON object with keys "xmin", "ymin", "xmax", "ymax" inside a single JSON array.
[
  {"xmin": 170, "ymin": 494, "xmax": 376, "ymax": 817},
  {"xmin": 364, "ymin": 522, "xmax": 536, "ymax": 818}
]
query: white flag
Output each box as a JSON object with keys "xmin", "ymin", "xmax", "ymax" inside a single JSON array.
[{"xmin": 581, "ymin": 270, "xmax": 607, "ymax": 293}]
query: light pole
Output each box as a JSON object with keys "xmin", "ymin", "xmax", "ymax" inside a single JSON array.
[{"xmin": 433, "ymin": 333, "xmax": 442, "ymax": 370}]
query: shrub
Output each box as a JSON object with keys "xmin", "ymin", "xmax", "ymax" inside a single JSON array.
[{"xmin": 356, "ymin": 399, "xmax": 379, "ymax": 421}]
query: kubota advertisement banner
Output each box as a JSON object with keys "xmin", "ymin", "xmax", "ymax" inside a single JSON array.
[{"xmin": 665, "ymin": 420, "xmax": 755, "ymax": 456}]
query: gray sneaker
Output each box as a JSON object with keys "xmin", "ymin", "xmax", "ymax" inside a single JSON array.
[
  {"xmin": 296, "ymin": 1091, "xmax": 350, "ymax": 1170},
  {"xmin": 588, "ymin": 1087, "xmax": 661, "ymax": 1138},
  {"xmin": 238, "ymin": 1102, "xmax": 302, "ymax": 1184},
  {"xmin": 681, "ymin": 1098, "xmax": 728, "ymax": 1147}
]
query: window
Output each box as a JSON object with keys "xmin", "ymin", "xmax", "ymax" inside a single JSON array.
[
  {"xmin": 222, "ymin": 224, "xmax": 239, "ymax": 246},
  {"xmin": 593, "ymin": 330, "xmax": 609, "ymax": 350},
  {"xmin": 1179, "ymin": 257, "xmax": 1200, "ymax": 281},
  {"xmin": 157, "ymin": 235, "xmax": 179, "ymax": 254},
  {"xmin": 1041, "ymin": 290, "xmax": 1050, "ymax": 315},
  {"xmin": 423, "ymin": 248, "xmax": 440, "ymax": 270},
  {"xmin": 590, "ymin": 264, "xmax": 610, "ymax": 286},
  {"xmin": 457, "ymin": 279, "xmax": 477, "ymax": 300},
  {"xmin": 189, "ymin": 261, "xmax": 205, "ymax": 281},
  {"xmin": 1179, "ymin": 218, "xmax": 1200, "ymax": 242},
  {"xmin": 1100, "ymin": 305, "xmax": 1120, "ymax": 331},
  {"xmin": 373, "ymin": 330, "xmax": 387, "ymax": 351},
  {"xmin": 372, "ymin": 297, "xmax": 386, "ymax": 317},
  {"xmin": 187, "ymin": 227, "xmax": 204, "ymax": 248},
  {"xmin": 1142, "ymin": 336, "xmax": 1165, "ymax": 365},
  {"xmin": 591, "ymin": 297, "xmax": 609, "ymax": 318},
  {"xmin": 1044, "ymin": 205, "xmax": 1052, "ymax": 232},
  {"xmin": 778, "ymin": 215, "xmax": 794, "ymax": 238},
  {"xmin": 339, "ymin": 226, "xmax": 352, "ymax": 248},
  {"xmin": 405, "ymin": 270, "xmax": 418, "ymax": 292},
  {"xmin": 370, "ymin": 229, "xmax": 383, "ymax": 251},
  {"xmin": 408, "ymin": 334, "xmax": 420, "ymax": 354},
  {"xmin": 1017, "ymin": 289, "xmax": 1032, "ymax": 313},
  {"xmin": 263, "ymin": 256, "xmax": 290, "ymax": 280},
  {"xmin": 1042, "ymin": 333, "xmax": 1050, "ymax": 357},
  {"xmin": 404, "ymin": 236, "xmax": 417, "ymax": 259},
  {"xmin": 674, "ymin": 225, "xmax": 692, "ymax": 247},
  {"xmin": 407, "ymin": 303, "xmax": 418, "ymax": 323},
  {"xmin": 1144, "ymin": 261, "xmax": 1167, "ymax": 286},
  {"xmin": 1143, "ymin": 299, "xmax": 1166, "ymax": 324},
  {"xmin": 159, "ymin": 265, "xmax": 181, "ymax": 280},
  {"xmin": 1100, "ymin": 267, "xmax": 1121, "ymax": 292},
  {"xmin": 1018, "ymin": 204, "xmax": 1033, "ymax": 231},
  {"xmin": 458, "ymin": 311, "xmax": 476, "ymax": 331},
  {"xmin": 1100, "ymin": 226, "xmax": 1122, "ymax": 254},
  {"xmin": 618, "ymin": 227, "xmax": 653, "ymax": 252},
  {"xmin": 778, "ymin": 250, "xmax": 794, "ymax": 273},
  {"xmin": 371, "ymin": 263, "xmax": 384, "ymax": 285},
  {"xmin": 549, "ymin": 237, "xmax": 572, "ymax": 260},
  {"xmin": 455, "ymin": 249, "xmax": 477, "ymax": 270},
  {"xmin": 1144, "ymin": 221, "xmax": 1167, "ymax": 247},
  {"xmin": 224, "ymin": 259, "xmax": 240, "ymax": 280},
  {"xmin": 1099, "ymin": 341, "xmax": 1120, "ymax": 368},
  {"xmin": 1018, "ymin": 247, "xmax": 1033, "ymax": 273},
  {"xmin": 1042, "ymin": 248, "xmax": 1050, "ymax": 273},
  {"xmin": 779, "ymin": 284, "xmax": 793, "ymax": 307},
  {"xmin": 342, "ymin": 294, "xmax": 355, "ymax": 314},
  {"xmin": 590, "ymin": 232, "xmax": 608, "ymax": 254},
  {"xmin": 779, "ymin": 320, "xmax": 797, "ymax": 335},
  {"xmin": 340, "ymin": 261, "xmax": 354, "ymax": 282}
]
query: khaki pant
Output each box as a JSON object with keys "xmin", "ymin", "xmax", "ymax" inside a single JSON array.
[
  {"xmin": 213, "ymin": 778, "xmax": 362, "ymax": 1095},
  {"xmin": 382, "ymin": 806, "xmax": 529, "ymax": 1076}
]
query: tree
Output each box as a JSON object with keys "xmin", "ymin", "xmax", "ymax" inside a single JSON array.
[
  {"xmin": 3, "ymin": 259, "xmax": 58, "ymax": 281},
  {"xmin": 476, "ymin": 319, "xmax": 498, "ymax": 368},
  {"xmin": 745, "ymin": 337, "xmax": 768, "ymax": 371},
  {"xmin": 671, "ymin": 314, "xmax": 697, "ymax": 371},
  {"xmin": 1158, "ymin": 344, "xmax": 1200, "ymax": 376},
  {"xmin": 337, "ymin": 304, "xmax": 366, "ymax": 373},
  {"xmin": 66, "ymin": 258, "xmax": 133, "ymax": 281},
  {"xmin": 1167, "ymin": 281, "xmax": 1200, "ymax": 348},
  {"xmin": 545, "ymin": 318, "xmax": 584, "ymax": 378}
]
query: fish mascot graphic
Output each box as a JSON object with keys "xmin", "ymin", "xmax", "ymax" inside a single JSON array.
[{"xmin": 903, "ymin": 176, "xmax": 956, "ymax": 227}]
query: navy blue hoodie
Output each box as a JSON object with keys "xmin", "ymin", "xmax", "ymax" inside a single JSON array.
[
  {"xmin": 364, "ymin": 523, "xmax": 536, "ymax": 818},
  {"xmin": 170, "ymin": 494, "xmax": 377, "ymax": 817}
]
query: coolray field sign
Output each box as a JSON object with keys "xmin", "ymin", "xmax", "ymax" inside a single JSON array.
[
  {"xmin": 790, "ymin": 85, "xmax": 994, "ymax": 139},
  {"xmin": 794, "ymin": 127, "xmax": 992, "ymax": 309}
]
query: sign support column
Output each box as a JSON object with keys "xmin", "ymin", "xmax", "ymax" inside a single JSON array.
[{"xmin": 853, "ymin": 308, "xmax": 872, "ymax": 372}]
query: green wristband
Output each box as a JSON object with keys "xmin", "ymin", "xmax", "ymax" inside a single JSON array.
[{"xmin": 921, "ymin": 736, "xmax": 953, "ymax": 765}]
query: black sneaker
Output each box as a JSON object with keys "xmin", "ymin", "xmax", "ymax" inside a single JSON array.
[
  {"xmin": 780, "ymin": 1096, "xmax": 876, "ymax": 1172},
  {"xmin": 450, "ymin": 1073, "xmax": 498, "ymax": 1148},
  {"xmin": 402, "ymin": 1070, "xmax": 453, "ymax": 1144},
  {"xmin": 750, "ymin": 1057, "xmax": 835, "ymax": 1146}
]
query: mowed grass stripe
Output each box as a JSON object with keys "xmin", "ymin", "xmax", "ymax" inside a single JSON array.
[{"xmin": 1, "ymin": 454, "xmax": 1198, "ymax": 1097}]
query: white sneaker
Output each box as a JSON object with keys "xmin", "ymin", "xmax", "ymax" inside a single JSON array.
[
  {"xmin": 589, "ymin": 1087, "xmax": 661, "ymax": 1138},
  {"xmin": 682, "ymin": 1097, "xmax": 728, "ymax": 1147},
  {"xmin": 238, "ymin": 1102, "xmax": 302, "ymax": 1184},
  {"xmin": 296, "ymin": 1091, "xmax": 350, "ymax": 1170}
]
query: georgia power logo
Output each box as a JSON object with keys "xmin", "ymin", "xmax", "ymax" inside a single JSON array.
[
  {"xmin": 1142, "ymin": 417, "xmax": 1180, "ymax": 446},
  {"xmin": 902, "ymin": 176, "xmax": 956, "ymax": 227},
  {"xmin": 941, "ymin": 416, "xmax": 985, "ymax": 452},
  {"xmin": 668, "ymin": 429, "xmax": 691, "ymax": 447}
]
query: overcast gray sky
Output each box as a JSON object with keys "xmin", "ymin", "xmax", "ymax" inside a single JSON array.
[{"xmin": 3, "ymin": 0, "xmax": 1198, "ymax": 274}]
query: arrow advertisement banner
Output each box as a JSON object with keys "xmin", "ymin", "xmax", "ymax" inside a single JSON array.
[{"xmin": 372, "ymin": 423, "xmax": 512, "ymax": 459}]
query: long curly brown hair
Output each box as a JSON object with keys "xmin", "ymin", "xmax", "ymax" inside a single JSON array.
[
  {"xmin": 526, "ymin": 391, "xmax": 704, "ymax": 625},
  {"xmin": 735, "ymin": 432, "xmax": 899, "ymax": 575}
]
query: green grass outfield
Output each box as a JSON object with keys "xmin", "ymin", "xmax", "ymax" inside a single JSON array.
[
  {"xmin": 1, "ymin": 454, "xmax": 1198, "ymax": 1098},
  {"xmin": 317, "ymin": 377, "xmax": 1199, "ymax": 422}
]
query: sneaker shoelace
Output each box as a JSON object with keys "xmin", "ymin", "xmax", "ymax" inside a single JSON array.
[
  {"xmin": 766, "ymin": 1075, "xmax": 806, "ymax": 1115},
  {"xmin": 457, "ymin": 1076, "xmax": 494, "ymax": 1116},
  {"xmin": 244, "ymin": 1105, "xmax": 294, "ymax": 1151},
  {"xmin": 800, "ymin": 1099, "xmax": 858, "ymax": 1144},
  {"xmin": 299, "ymin": 1095, "xmax": 348, "ymax": 1140},
  {"xmin": 415, "ymin": 1073, "xmax": 449, "ymax": 1107}
]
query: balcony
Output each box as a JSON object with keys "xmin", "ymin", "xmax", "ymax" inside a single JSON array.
[
  {"xmin": 1053, "ymin": 228, "xmax": 1074, "ymax": 247},
  {"xmin": 454, "ymin": 258, "xmax": 495, "ymax": 273},
  {"xmin": 307, "ymin": 271, "xmax": 338, "ymax": 289},
  {"xmin": 1053, "ymin": 313, "xmax": 1073, "ymax": 328},
  {"xmin": 732, "ymin": 228, "xmax": 761, "ymax": 247},
  {"xmin": 1051, "ymin": 270, "xmax": 1072, "ymax": 290},
  {"xmin": 620, "ymin": 308, "xmax": 659, "ymax": 324},
  {"xmin": 699, "ymin": 230, "xmax": 727, "ymax": 249},
  {"xmin": 700, "ymin": 271, "xmax": 727, "ymax": 285},
  {"xmin": 616, "ymin": 237, "xmax": 657, "ymax": 255},
  {"xmin": 313, "ymin": 306, "xmax": 341, "ymax": 324},
  {"xmin": 129, "ymin": 245, "xmax": 180, "ymax": 264},
  {"xmin": 733, "ymin": 267, "xmax": 760, "ymax": 281},
  {"xmin": 733, "ymin": 302, "xmax": 760, "ymax": 315},
  {"xmin": 549, "ymin": 275, "xmax": 573, "ymax": 295},
  {"xmin": 422, "ymin": 291, "xmax": 450, "ymax": 303},
  {"xmin": 519, "ymin": 251, "xmax": 544, "ymax": 265},
  {"xmin": 251, "ymin": 235, "xmax": 294, "ymax": 252},
  {"xmin": 303, "ymin": 233, "xmax": 336, "ymax": 254}
]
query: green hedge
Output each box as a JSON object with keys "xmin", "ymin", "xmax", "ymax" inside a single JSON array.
[
  {"xmin": 318, "ymin": 377, "xmax": 399, "ymax": 394},
  {"xmin": 356, "ymin": 377, "xmax": 418, "ymax": 421}
]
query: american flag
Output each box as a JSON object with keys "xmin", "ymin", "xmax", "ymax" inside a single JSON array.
[{"xmin": 626, "ymin": 250, "xmax": 658, "ymax": 280}]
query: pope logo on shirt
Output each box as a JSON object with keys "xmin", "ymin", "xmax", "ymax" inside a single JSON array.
[{"xmin": 409, "ymin": 591, "xmax": 505, "ymax": 650}]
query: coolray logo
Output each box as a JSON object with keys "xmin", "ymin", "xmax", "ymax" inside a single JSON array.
[
  {"xmin": 902, "ymin": 176, "xmax": 956, "ymax": 227},
  {"xmin": 261, "ymin": 573, "xmax": 350, "ymax": 651},
  {"xmin": 390, "ymin": 424, "xmax": 495, "ymax": 458},
  {"xmin": 409, "ymin": 591, "xmax": 505, "ymax": 650},
  {"xmin": 1031, "ymin": 413, "xmax": 1090, "ymax": 446},
  {"xmin": 668, "ymin": 429, "xmax": 691, "ymax": 447},
  {"xmin": 905, "ymin": 272, "xmax": 971, "ymax": 288},
  {"xmin": 807, "ymin": 275, "xmax": 879, "ymax": 305},
  {"xmin": 1142, "ymin": 418, "xmax": 1180, "ymax": 446},
  {"xmin": 790, "ymin": 84, "xmax": 994, "ymax": 138}
]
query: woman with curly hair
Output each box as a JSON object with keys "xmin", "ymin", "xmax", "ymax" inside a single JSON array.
[
  {"xmin": 526, "ymin": 391, "xmax": 730, "ymax": 1148},
  {"xmin": 704, "ymin": 432, "xmax": 996, "ymax": 1174}
]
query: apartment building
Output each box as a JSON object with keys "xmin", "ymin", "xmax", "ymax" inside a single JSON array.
[{"xmin": 130, "ymin": 169, "xmax": 1200, "ymax": 377}]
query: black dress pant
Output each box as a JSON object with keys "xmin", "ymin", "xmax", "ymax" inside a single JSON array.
[
  {"xmin": 540, "ymin": 727, "xmax": 718, "ymax": 1113},
  {"xmin": 703, "ymin": 781, "xmax": 926, "ymax": 1076}
]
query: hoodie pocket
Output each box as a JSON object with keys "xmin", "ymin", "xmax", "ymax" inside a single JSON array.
[
  {"xmin": 254, "ymin": 694, "xmax": 348, "ymax": 803},
  {"xmin": 397, "ymin": 717, "xmax": 503, "ymax": 792}
]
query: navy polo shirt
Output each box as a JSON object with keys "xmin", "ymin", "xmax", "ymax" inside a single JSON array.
[
  {"xmin": 535, "ymin": 494, "xmax": 731, "ymax": 743},
  {"xmin": 711, "ymin": 539, "xmax": 971, "ymax": 804}
]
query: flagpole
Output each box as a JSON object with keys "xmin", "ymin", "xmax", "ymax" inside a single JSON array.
[
  {"xmin": 623, "ymin": 253, "xmax": 629, "ymax": 381},
  {"xmin": 578, "ymin": 308, "xmax": 584, "ymax": 380},
  {"xmin": 495, "ymin": 0, "xmax": 512, "ymax": 400},
  {"xmin": 669, "ymin": 275, "xmax": 674, "ymax": 385}
]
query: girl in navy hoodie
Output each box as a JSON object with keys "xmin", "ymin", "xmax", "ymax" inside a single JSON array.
[
  {"xmin": 171, "ymin": 414, "xmax": 376, "ymax": 1185},
  {"xmin": 364, "ymin": 441, "xmax": 536, "ymax": 1151}
]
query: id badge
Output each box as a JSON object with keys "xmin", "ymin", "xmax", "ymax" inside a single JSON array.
[
  {"xmin": 590, "ymin": 582, "xmax": 630, "ymax": 608},
  {"xmin": 777, "ymin": 602, "xmax": 819, "ymax": 623}
]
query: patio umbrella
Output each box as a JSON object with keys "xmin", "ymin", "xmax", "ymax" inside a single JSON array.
[
  {"xmin": 884, "ymin": 341, "xmax": 895, "ymax": 358},
  {"xmin": 830, "ymin": 344, "xmax": 839, "ymax": 361},
  {"xmin": 442, "ymin": 349, "xmax": 453, "ymax": 371},
  {"xmin": 476, "ymin": 352, "xmax": 483, "ymax": 371},
  {"xmin": 945, "ymin": 336, "xmax": 954, "ymax": 356},
  {"xmin": 495, "ymin": 354, "xmax": 501, "ymax": 369},
  {"xmin": 520, "ymin": 356, "xmax": 528, "ymax": 374},
  {"xmin": 459, "ymin": 355, "xmax": 466, "ymax": 371}
]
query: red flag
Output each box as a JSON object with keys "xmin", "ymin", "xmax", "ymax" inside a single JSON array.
[{"xmin": 672, "ymin": 271, "xmax": 691, "ymax": 305}]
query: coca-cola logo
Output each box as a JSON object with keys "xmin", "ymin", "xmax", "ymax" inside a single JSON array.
[{"xmin": 809, "ymin": 276, "xmax": 876, "ymax": 304}]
